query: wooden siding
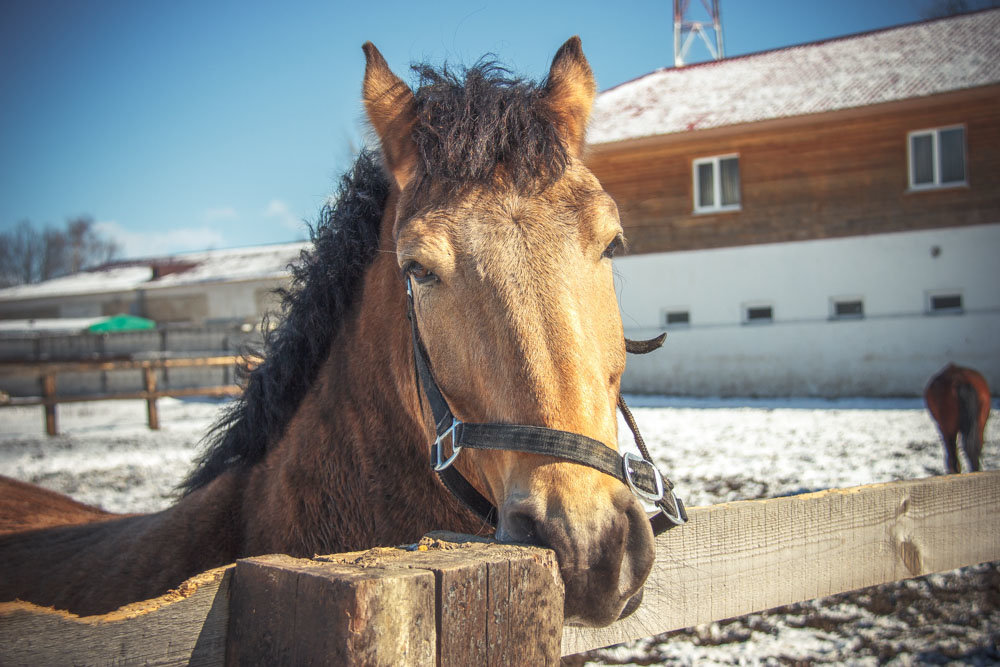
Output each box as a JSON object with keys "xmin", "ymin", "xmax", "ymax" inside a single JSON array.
[{"xmin": 586, "ymin": 86, "xmax": 1000, "ymax": 255}]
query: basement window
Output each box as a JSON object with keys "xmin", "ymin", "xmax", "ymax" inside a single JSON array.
[
  {"xmin": 693, "ymin": 155, "xmax": 741, "ymax": 213},
  {"xmin": 743, "ymin": 303, "xmax": 773, "ymax": 325},
  {"xmin": 908, "ymin": 126, "xmax": 966, "ymax": 190},
  {"xmin": 830, "ymin": 297, "xmax": 864, "ymax": 320},
  {"xmin": 926, "ymin": 290, "xmax": 963, "ymax": 315},
  {"xmin": 663, "ymin": 309, "xmax": 690, "ymax": 328}
]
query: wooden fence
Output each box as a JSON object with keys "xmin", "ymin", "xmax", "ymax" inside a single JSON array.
[
  {"xmin": 0, "ymin": 356, "xmax": 250, "ymax": 435},
  {"xmin": 1, "ymin": 471, "xmax": 998, "ymax": 665}
]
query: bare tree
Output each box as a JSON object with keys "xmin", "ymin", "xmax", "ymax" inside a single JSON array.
[
  {"xmin": 41, "ymin": 226, "xmax": 67, "ymax": 282},
  {"xmin": 63, "ymin": 216, "xmax": 120, "ymax": 276},
  {"xmin": 0, "ymin": 216, "xmax": 121, "ymax": 286},
  {"xmin": 0, "ymin": 220, "xmax": 44, "ymax": 286}
]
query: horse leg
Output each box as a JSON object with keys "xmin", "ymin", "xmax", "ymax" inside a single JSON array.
[
  {"xmin": 942, "ymin": 433, "xmax": 961, "ymax": 474},
  {"xmin": 963, "ymin": 422, "xmax": 984, "ymax": 473},
  {"xmin": 956, "ymin": 383, "xmax": 982, "ymax": 473}
]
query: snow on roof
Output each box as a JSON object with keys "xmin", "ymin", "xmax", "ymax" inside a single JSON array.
[
  {"xmin": 0, "ymin": 242, "xmax": 309, "ymax": 302},
  {"xmin": 589, "ymin": 9, "xmax": 1000, "ymax": 145},
  {"xmin": 148, "ymin": 242, "xmax": 308, "ymax": 287},
  {"xmin": 0, "ymin": 266, "xmax": 154, "ymax": 300},
  {"xmin": 0, "ymin": 317, "xmax": 105, "ymax": 334}
]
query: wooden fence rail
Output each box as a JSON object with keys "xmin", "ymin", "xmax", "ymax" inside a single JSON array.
[
  {"xmin": 1, "ymin": 471, "xmax": 997, "ymax": 665},
  {"xmin": 0, "ymin": 356, "xmax": 252, "ymax": 435}
]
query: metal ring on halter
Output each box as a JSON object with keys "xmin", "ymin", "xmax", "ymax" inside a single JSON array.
[
  {"xmin": 659, "ymin": 486, "xmax": 687, "ymax": 527},
  {"xmin": 621, "ymin": 452, "xmax": 665, "ymax": 503},
  {"xmin": 433, "ymin": 417, "xmax": 463, "ymax": 471}
]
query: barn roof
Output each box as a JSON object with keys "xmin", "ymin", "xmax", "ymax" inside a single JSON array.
[
  {"xmin": 0, "ymin": 241, "xmax": 308, "ymax": 301},
  {"xmin": 588, "ymin": 9, "xmax": 1000, "ymax": 145}
]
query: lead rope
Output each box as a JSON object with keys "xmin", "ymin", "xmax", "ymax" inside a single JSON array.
[
  {"xmin": 617, "ymin": 394, "xmax": 652, "ymax": 462},
  {"xmin": 621, "ymin": 338, "xmax": 689, "ymax": 532}
]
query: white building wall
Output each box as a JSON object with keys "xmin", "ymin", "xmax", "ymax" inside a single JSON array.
[
  {"xmin": 145, "ymin": 278, "xmax": 283, "ymax": 324},
  {"xmin": 616, "ymin": 223, "xmax": 1000, "ymax": 397}
]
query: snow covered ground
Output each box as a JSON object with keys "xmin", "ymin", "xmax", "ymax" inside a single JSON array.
[{"xmin": 1, "ymin": 396, "xmax": 998, "ymax": 664}]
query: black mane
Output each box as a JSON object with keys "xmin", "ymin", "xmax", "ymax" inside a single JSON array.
[
  {"xmin": 410, "ymin": 59, "xmax": 569, "ymax": 192},
  {"xmin": 181, "ymin": 150, "xmax": 388, "ymax": 493},
  {"xmin": 181, "ymin": 57, "xmax": 567, "ymax": 493}
]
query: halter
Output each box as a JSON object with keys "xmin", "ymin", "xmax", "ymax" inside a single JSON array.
[{"xmin": 406, "ymin": 279, "xmax": 688, "ymax": 536}]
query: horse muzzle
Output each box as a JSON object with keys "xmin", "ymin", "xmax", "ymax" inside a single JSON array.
[{"xmin": 496, "ymin": 483, "xmax": 656, "ymax": 627}]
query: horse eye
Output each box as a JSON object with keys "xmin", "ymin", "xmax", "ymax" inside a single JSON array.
[
  {"xmin": 602, "ymin": 235, "xmax": 623, "ymax": 259},
  {"xmin": 405, "ymin": 261, "xmax": 437, "ymax": 284}
]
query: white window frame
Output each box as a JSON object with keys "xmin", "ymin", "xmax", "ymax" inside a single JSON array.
[
  {"xmin": 693, "ymin": 154, "xmax": 741, "ymax": 213},
  {"xmin": 907, "ymin": 125, "xmax": 967, "ymax": 190},
  {"xmin": 829, "ymin": 296, "xmax": 865, "ymax": 321},
  {"xmin": 742, "ymin": 301, "xmax": 773, "ymax": 325},
  {"xmin": 925, "ymin": 289, "xmax": 963, "ymax": 315},
  {"xmin": 661, "ymin": 308, "xmax": 691, "ymax": 329}
]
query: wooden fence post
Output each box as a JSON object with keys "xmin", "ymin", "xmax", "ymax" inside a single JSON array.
[
  {"xmin": 226, "ymin": 536, "xmax": 563, "ymax": 666},
  {"xmin": 143, "ymin": 367, "xmax": 159, "ymax": 430},
  {"xmin": 41, "ymin": 373, "xmax": 57, "ymax": 436}
]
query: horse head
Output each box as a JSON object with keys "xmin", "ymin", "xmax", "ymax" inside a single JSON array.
[{"xmin": 363, "ymin": 38, "xmax": 657, "ymax": 627}]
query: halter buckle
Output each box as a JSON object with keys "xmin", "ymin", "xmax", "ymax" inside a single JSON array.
[
  {"xmin": 432, "ymin": 417, "xmax": 463, "ymax": 471},
  {"xmin": 621, "ymin": 452, "xmax": 665, "ymax": 503},
  {"xmin": 659, "ymin": 487, "xmax": 687, "ymax": 526}
]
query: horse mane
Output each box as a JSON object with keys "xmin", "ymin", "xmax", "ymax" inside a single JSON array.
[
  {"xmin": 180, "ymin": 149, "xmax": 388, "ymax": 493},
  {"xmin": 409, "ymin": 59, "xmax": 569, "ymax": 193},
  {"xmin": 181, "ymin": 57, "xmax": 569, "ymax": 494}
]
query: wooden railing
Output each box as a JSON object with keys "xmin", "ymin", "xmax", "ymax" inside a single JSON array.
[
  {"xmin": 0, "ymin": 356, "xmax": 252, "ymax": 435},
  {"xmin": 2, "ymin": 471, "xmax": 998, "ymax": 665}
]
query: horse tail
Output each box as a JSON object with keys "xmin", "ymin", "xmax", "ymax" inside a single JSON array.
[{"xmin": 956, "ymin": 381, "xmax": 983, "ymax": 471}]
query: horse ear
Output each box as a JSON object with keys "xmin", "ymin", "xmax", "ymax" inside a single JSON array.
[
  {"xmin": 362, "ymin": 42, "xmax": 418, "ymax": 190},
  {"xmin": 543, "ymin": 36, "xmax": 597, "ymax": 157}
]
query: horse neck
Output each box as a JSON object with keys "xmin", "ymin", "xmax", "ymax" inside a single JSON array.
[{"xmin": 239, "ymin": 207, "xmax": 486, "ymax": 556}]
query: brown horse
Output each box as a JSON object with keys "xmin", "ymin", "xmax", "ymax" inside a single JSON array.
[
  {"xmin": 924, "ymin": 363, "xmax": 991, "ymax": 474},
  {"xmin": 0, "ymin": 38, "xmax": 661, "ymax": 627}
]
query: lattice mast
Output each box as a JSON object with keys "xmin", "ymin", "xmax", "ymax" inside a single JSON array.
[{"xmin": 673, "ymin": 0, "xmax": 725, "ymax": 67}]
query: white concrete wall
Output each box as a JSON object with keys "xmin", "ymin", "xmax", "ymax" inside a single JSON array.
[
  {"xmin": 145, "ymin": 278, "xmax": 284, "ymax": 324},
  {"xmin": 616, "ymin": 223, "xmax": 1000, "ymax": 397}
]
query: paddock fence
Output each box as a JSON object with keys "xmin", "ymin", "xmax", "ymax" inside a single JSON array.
[
  {"xmin": 1, "ymin": 471, "xmax": 997, "ymax": 665},
  {"xmin": 0, "ymin": 356, "xmax": 256, "ymax": 435}
]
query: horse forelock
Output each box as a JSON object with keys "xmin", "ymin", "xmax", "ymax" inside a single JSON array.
[
  {"xmin": 180, "ymin": 150, "xmax": 390, "ymax": 494},
  {"xmin": 409, "ymin": 60, "xmax": 570, "ymax": 195}
]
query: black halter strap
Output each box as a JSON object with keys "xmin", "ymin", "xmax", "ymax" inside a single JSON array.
[{"xmin": 406, "ymin": 280, "xmax": 687, "ymax": 536}]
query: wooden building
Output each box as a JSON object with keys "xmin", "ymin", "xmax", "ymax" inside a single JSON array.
[{"xmin": 586, "ymin": 10, "xmax": 1000, "ymax": 397}]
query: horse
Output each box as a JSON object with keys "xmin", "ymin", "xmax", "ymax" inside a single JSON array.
[
  {"xmin": 0, "ymin": 38, "xmax": 674, "ymax": 627},
  {"xmin": 924, "ymin": 363, "xmax": 991, "ymax": 474},
  {"xmin": 0, "ymin": 477, "xmax": 115, "ymax": 536}
]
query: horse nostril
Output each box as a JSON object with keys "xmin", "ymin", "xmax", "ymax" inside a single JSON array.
[{"xmin": 497, "ymin": 506, "xmax": 543, "ymax": 546}]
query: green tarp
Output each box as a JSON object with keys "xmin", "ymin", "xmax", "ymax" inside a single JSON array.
[{"xmin": 87, "ymin": 314, "xmax": 156, "ymax": 333}]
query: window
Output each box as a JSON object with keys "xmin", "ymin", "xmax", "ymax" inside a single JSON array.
[
  {"xmin": 926, "ymin": 290, "xmax": 963, "ymax": 315},
  {"xmin": 693, "ymin": 155, "xmax": 740, "ymax": 212},
  {"xmin": 743, "ymin": 303, "xmax": 773, "ymax": 324},
  {"xmin": 908, "ymin": 127, "xmax": 966, "ymax": 189},
  {"xmin": 663, "ymin": 309, "xmax": 690, "ymax": 328},
  {"xmin": 830, "ymin": 297, "xmax": 864, "ymax": 320}
]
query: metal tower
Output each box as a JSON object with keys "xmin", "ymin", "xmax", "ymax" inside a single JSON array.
[{"xmin": 673, "ymin": 0, "xmax": 725, "ymax": 67}]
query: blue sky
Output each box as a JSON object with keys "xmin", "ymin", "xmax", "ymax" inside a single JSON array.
[{"xmin": 1, "ymin": 0, "xmax": 934, "ymax": 259}]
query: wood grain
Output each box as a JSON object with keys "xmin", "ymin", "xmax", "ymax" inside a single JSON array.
[
  {"xmin": 0, "ymin": 565, "xmax": 232, "ymax": 666},
  {"xmin": 320, "ymin": 535, "xmax": 564, "ymax": 666},
  {"xmin": 562, "ymin": 470, "xmax": 1000, "ymax": 655},
  {"xmin": 227, "ymin": 554, "xmax": 436, "ymax": 666}
]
